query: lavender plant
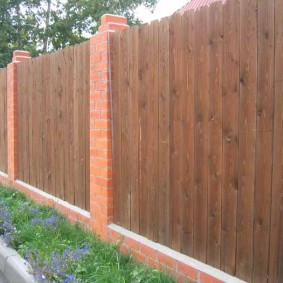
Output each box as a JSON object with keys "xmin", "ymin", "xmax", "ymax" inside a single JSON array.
[{"xmin": 0, "ymin": 201, "xmax": 16, "ymax": 244}]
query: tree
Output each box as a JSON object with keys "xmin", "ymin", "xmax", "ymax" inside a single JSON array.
[{"xmin": 0, "ymin": 0, "xmax": 157, "ymax": 67}]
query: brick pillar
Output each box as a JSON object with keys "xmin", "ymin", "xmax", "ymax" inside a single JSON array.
[
  {"xmin": 89, "ymin": 15, "xmax": 128, "ymax": 239},
  {"xmin": 7, "ymin": 50, "xmax": 30, "ymax": 180}
]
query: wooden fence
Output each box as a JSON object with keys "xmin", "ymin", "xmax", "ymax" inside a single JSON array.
[
  {"xmin": 17, "ymin": 42, "xmax": 90, "ymax": 211},
  {"xmin": 0, "ymin": 68, "xmax": 7, "ymax": 174},
  {"xmin": 112, "ymin": 0, "xmax": 283, "ymax": 282}
]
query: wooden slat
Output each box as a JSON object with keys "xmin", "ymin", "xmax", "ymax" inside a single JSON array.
[
  {"xmin": 236, "ymin": 0, "xmax": 257, "ymax": 281},
  {"xmin": 269, "ymin": 0, "xmax": 283, "ymax": 281},
  {"xmin": 138, "ymin": 23, "xmax": 150, "ymax": 237},
  {"xmin": 221, "ymin": 0, "xmax": 240, "ymax": 275},
  {"xmin": 129, "ymin": 26, "xmax": 140, "ymax": 234},
  {"xmin": 158, "ymin": 17, "xmax": 170, "ymax": 247},
  {"xmin": 253, "ymin": 0, "xmax": 275, "ymax": 282},
  {"xmin": 113, "ymin": 31, "xmax": 123, "ymax": 225},
  {"xmin": 147, "ymin": 20, "xmax": 159, "ymax": 242},
  {"xmin": 181, "ymin": 10, "xmax": 195, "ymax": 256},
  {"xmin": 207, "ymin": 1, "xmax": 223, "ymax": 269},
  {"xmin": 193, "ymin": 6, "xmax": 209, "ymax": 262},
  {"xmin": 170, "ymin": 12, "xmax": 184, "ymax": 252}
]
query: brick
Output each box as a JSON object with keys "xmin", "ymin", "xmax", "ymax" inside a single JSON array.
[
  {"xmin": 177, "ymin": 262, "xmax": 199, "ymax": 281},
  {"xmin": 95, "ymin": 101, "xmax": 110, "ymax": 111},
  {"xmin": 124, "ymin": 236, "xmax": 140, "ymax": 251},
  {"xmin": 94, "ymin": 120, "xmax": 111, "ymax": 129},
  {"xmin": 101, "ymin": 14, "xmax": 127, "ymax": 25},
  {"xmin": 157, "ymin": 252, "xmax": 177, "ymax": 270},
  {"xmin": 140, "ymin": 244, "xmax": 157, "ymax": 259},
  {"xmin": 132, "ymin": 250, "xmax": 146, "ymax": 262}
]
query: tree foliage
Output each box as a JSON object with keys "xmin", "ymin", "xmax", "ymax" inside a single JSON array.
[{"xmin": 0, "ymin": 0, "xmax": 157, "ymax": 67}]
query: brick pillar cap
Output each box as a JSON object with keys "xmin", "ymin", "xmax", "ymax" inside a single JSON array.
[
  {"xmin": 101, "ymin": 14, "xmax": 127, "ymax": 25},
  {"xmin": 13, "ymin": 50, "xmax": 30, "ymax": 58}
]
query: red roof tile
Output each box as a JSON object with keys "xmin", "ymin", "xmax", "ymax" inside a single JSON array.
[{"xmin": 177, "ymin": 0, "xmax": 227, "ymax": 14}]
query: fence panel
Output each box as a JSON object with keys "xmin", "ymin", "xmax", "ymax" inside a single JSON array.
[
  {"xmin": 112, "ymin": 0, "xmax": 283, "ymax": 282},
  {"xmin": 17, "ymin": 42, "xmax": 90, "ymax": 211},
  {"xmin": 0, "ymin": 68, "xmax": 7, "ymax": 174}
]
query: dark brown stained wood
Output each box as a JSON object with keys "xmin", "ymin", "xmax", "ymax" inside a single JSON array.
[
  {"xmin": 42, "ymin": 55, "xmax": 50, "ymax": 193},
  {"xmin": 0, "ymin": 68, "xmax": 7, "ymax": 174},
  {"xmin": 181, "ymin": 10, "xmax": 195, "ymax": 256},
  {"xmin": 120, "ymin": 28, "xmax": 131, "ymax": 229},
  {"xmin": 170, "ymin": 13, "xmax": 184, "ymax": 252},
  {"xmin": 253, "ymin": 0, "xmax": 275, "ymax": 282},
  {"xmin": 236, "ymin": 0, "xmax": 257, "ymax": 281},
  {"xmin": 207, "ymin": 1, "xmax": 223, "ymax": 269},
  {"xmin": 158, "ymin": 17, "xmax": 170, "ymax": 247},
  {"xmin": 147, "ymin": 20, "xmax": 159, "ymax": 242},
  {"xmin": 129, "ymin": 26, "xmax": 140, "ymax": 234},
  {"xmin": 48, "ymin": 54, "xmax": 56, "ymax": 197},
  {"xmin": 193, "ymin": 6, "xmax": 209, "ymax": 262},
  {"xmin": 66, "ymin": 47, "xmax": 75, "ymax": 205},
  {"xmin": 138, "ymin": 23, "xmax": 150, "ymax": 237},
  {"xmin": 29, "ymin": 59, "xmax": 35, "ymax": 187},
  {"xmin": 221, "ymin": 0, "xmax": 240, "ymax": 275},
  {"xmin": 17, "ymin": 42, "xmax": 90, "ymax": 211},
  {"xmin": 269, "ymin": 0, "xmax": 283, "ymax": 281},
  {"xmin": 113, "ymin": 31, "xmax": 122, "ymax": 225},
  {"xmin": 84, "ymin": 42, "xmax": 90, "ymax": 211}
]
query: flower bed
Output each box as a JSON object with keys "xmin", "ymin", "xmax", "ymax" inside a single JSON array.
[{"xmin": 0, "ymin": 184, "xmax": 176, "ymax": 283}]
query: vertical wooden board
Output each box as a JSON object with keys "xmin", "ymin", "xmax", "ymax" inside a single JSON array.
[
  {"xmin": 120, "ymin": 29, "xmax": 131, "ymax": 229},
  {"xmin": 221, "ymin": 0, "xmax": 240, "ymax": 275},
  {"xmin": 147, "ymin": 20, "xmax": 159, "ymax": 242},
  {"xmin": 38, "ymin": 57, "xmax": 44, "ymax": 190},
  {"xmin": 169, "ymin": 13, "xmax": 183, "ymax": 253},
  {"xmin": 269, "ymin": 0, "xmax": 283, "ymax": 281},
  {"xmin": 84, "ymin": 42, "xmax": 90, "ymax": 211},
  {"xmin": 33, "ymin": 58, "xmax": 40, "ymax": 188},
  {"xmin": 207, "ymin": 2, "xmax": 223, "ymax": 269},
  {"xmin": 253, "ymin": 0, "xmax": 275, "ymax": 282},
  {"xmin": 236, "ymin": 0, "xmax": 257, "ymax": 281},
  {"xmin": 42, "ymin": 55, "xmax": 50, "ymax": 193},
  {"xmin": 62, "ymin": 48, "xmax": 70, "ymax": 203},
  {"xmin": 66, "ymin": 47, "xmax": 75, "ymax": 205},
  {"xmin": 129, "ymin": 27, "xmax": 140, "ymax": 233},
  {"xmin": 158, "ymin": 17, "xmax": 170, "ymax": 247},
  {"xmin": 193, "ymin": 6, "xmax": 209, "ymax": 262},
  {"xmin": 113, "ymin": 31, "xmax": 122, "ymax": 225},
  {"xmin": 29, "ymin": 59, "xmax": 35, "ymax": 187},
  {"xmin": 74, "ymin": 45, "xmax": 85, "ymax": 209},
  {"xmin": 138, "ymin": 24, "xmax": 150, "ymax": 237},
  {"xmin": 56, "ymin": 50, "xmax": 65, "ymax": 201},
  {"xmin": 181, "ymin": 10, "xmax": 195, "ymax": 256}
]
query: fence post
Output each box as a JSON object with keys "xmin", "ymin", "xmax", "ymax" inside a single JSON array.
[
  {"xmin": 7, "ymin": 50, "xmax": 30, "ymax": 181},
  {"xmin": 89, "ymin": 15, "xmax": 128, "ymax": 239}
]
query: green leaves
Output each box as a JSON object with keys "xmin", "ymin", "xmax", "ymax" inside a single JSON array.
[{"xmin": 0, "ymin": 0, "xmax": 158, "ymax": 67}]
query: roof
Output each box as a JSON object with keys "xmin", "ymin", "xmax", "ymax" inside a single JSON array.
[{"xmin": 177, "ymin": 0, "xmax": 227, "ymax": 14}]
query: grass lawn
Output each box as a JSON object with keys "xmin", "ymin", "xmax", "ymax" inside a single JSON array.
[{"xmin": 0, "ymin": 184, "xmax": 176, "ymax": 283}]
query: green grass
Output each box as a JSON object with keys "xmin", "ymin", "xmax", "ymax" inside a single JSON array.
[{"xmin": 0, "ymin": 184, "xmax": 176, "ymax": 283}]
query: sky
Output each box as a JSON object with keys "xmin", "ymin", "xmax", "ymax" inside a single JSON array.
[{"xmin": 136, "ymin": 0, "xmax": 190, "ymax": 23}]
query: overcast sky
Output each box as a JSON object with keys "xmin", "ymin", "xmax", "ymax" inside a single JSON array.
[{"xmin": 136, "ymin": 0, "xmax": 190, "ymax": 22}]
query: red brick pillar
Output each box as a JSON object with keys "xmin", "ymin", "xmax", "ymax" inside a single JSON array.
[
  {"xmin": 89, "ymin": 15, "xmax": 128, "ymax": 239},
  {"xmin": 7, "ymin": 50, "xmax": 30, "ymax": 180}
]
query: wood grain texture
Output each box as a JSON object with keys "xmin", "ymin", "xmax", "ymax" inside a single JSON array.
[
  {"xmin": 221, "ymin": 0, "xmax": 240, "ymax": 275},
  {"xmin": 207, "ymin": 2, "xmax": 223, "ymax": 269},
  {"xmin": 16, "ymin": 42, "xmax": 90, "ymax": 211},
  {"xmin": 253, "ymin": 0, "xmax": 275, "ymax": 282},
  {"xmin": 236, "ymin": 0, "xmax": 257, "ymax": 281},
  {"xmin": 193, "ymin": 6, "xmax": 209, "ymax": 263}
]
